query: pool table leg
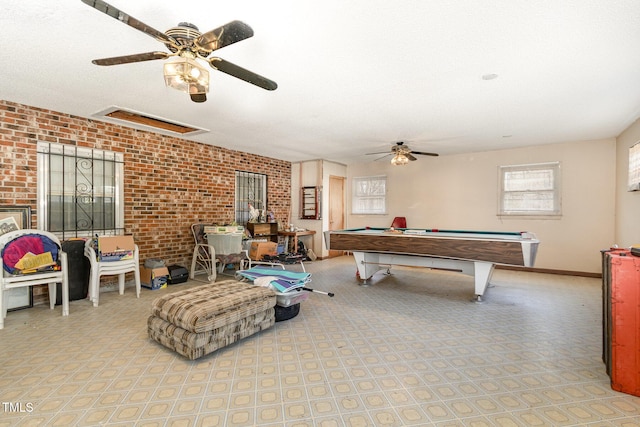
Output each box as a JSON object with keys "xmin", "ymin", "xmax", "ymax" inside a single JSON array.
[
  {"xmin": 473, "ymin": 261, "xmax": 495, "ymax": 300},
  {"xmin": 353, "ymin": 252, "xmax": 390, "ymax": 284}
]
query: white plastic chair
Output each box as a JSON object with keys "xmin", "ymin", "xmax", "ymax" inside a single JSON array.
[
  {"xmin": 0, "ymin": 229, "xmax": 69, "ymax": 329},
  {"xmin": 84, "ymin": 238, "xmax": 140, "ymax": 307}
]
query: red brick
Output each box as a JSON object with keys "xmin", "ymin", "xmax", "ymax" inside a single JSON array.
[{"xmin": 0, "ymin": 100, "xmax": 292, "ymax": 305}]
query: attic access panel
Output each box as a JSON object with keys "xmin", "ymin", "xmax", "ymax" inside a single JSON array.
[{"xmin": 93, "ymin": 106, "xmax": 209, "ymax": 136}]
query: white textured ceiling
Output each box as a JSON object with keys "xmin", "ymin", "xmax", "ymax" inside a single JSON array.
[{"xmin": 1, "ymin": 0, "xmax": 639, "ymax": 164}]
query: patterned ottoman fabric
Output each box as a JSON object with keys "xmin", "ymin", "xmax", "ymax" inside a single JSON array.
[
  {"xmin": 148, "ymin": 308, "xmax": 275, "ymax": 360},
  {"xmin": 150, "ymin": 280, "xmax": 276, "ymax": 333},
  {"xmin": 148, "ymin": 280, "xmax": 277, "ymax": 359}
]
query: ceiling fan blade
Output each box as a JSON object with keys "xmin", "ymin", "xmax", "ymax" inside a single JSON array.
[
  {"xmin": 411, "ymin": 151, "xmax": 439, "ymax": 157},
  {"xmin": 365, "ymin": 151, "xmax": 392, "ymax": 155},
  {"xmin": 406, "ymin": 153, "xmax": 417, "ymax": 161},
  {"xmin": 208, "ymin": 58, "xmax": 277, "ymax": 90},
  {"xmin": 91, "ymin": 51, "xmax": 170, "ymax": 66},
  {"xmin": 81, "ymin": 0, "xmax": 177, "ymax": 47},
  {"xmin": 190, "ymin": 93, "xmax": 207, "ymax": 103},
  {"xmin": 195, "ymin": 21, "xmax": 254, "ymax": 54},
  {"xmin": 374, "ymin": 154, "xmax": 393, "ymax": 161}
]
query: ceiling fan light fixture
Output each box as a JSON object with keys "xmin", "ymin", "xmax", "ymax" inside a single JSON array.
[
  {"xmin": 391, "ymin": 153, "xmax": 409, "ymax": 166},
  {"xmin": 163, "ymin": 57, "xmax": 210, "ymax": 94}
]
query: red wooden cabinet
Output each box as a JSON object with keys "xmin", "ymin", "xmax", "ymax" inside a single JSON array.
[{"xmin": 602, "ymin": 249, "xmax": 640, "ymax": 396}]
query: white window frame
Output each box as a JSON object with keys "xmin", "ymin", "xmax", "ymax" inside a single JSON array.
[
  {"xmin": 498, "ymin": 162, "xmax": 561, "ymax": 217},
  {"xmin": 628, "ymin": 141, "xmax": 640, "ymax": 192},
  {"xmin": 37, "ymin": 142, "xmax": 125, "ymax": 239},
  {"xmin": 352, "ymin": 175, "xmax": 387, "ymax": 215}
]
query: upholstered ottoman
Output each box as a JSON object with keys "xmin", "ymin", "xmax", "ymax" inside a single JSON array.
[{"xmin": 147, "ymin": 280, "xmax": 276, "ymax": 359}]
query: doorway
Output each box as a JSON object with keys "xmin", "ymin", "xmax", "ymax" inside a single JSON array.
[{"xmin": 328, "ymin": 175, "xmax": 345, "ymax": 258}]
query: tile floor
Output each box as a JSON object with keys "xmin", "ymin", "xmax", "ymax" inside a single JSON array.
[{"xmin": 1, "ymin": 255, "xmax": 639, "ymax": 426}]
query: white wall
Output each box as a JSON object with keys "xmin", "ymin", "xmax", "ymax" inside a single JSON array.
[
  {"xmin": 347, "ymin": 139, "xmax": 616, "ymax": 273},
  {"xmin": 615, "ymin": 118, "xmax": 640, "ymax": 247},
  {"xmin": 291, "ymin": 160, "xmax": 347, "ymax": 258}
]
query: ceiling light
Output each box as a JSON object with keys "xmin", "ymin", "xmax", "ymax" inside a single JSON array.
[
  {"xmin": 163, "ymin": 57, "xmax": 210, "ymax": 95},
  {"xmin": 391, "ymin": 153, "xmax": 409, "ymax": 166}
]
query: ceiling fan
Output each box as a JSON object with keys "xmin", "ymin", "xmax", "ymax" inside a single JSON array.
[
  {"xmin": 80, "ymin": 0, "xmax": 277, "ymax": 103},
  {"xmin": 366, "ymin": 142, "xmax": 439, "ymax": 165}
]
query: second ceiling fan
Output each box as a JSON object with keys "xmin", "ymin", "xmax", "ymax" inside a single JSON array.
[
  {"xmin": 81, "ymin": 0, "xmax": 277, "ymax": 102},
  {"xmin": 367, "ymin": 142, "xmax": 439, "ymax": 165}
]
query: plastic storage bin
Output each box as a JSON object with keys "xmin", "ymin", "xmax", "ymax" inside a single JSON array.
[
  {"xmin": 275, "ymin": 289, "xmax": 309, "ymax": 307},
  {"xmin": 207, "ymin": 233, "xmax": 243, "ymax": 255}
]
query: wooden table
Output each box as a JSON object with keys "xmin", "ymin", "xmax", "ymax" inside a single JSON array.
[{"xmin": 278, "ymin": 230, "xmax": 316, "ymax": 253}]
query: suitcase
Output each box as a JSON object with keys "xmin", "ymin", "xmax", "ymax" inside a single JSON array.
[{"xmin": 167, "ymin": 265, "xmax": 189, "ymax": 285}]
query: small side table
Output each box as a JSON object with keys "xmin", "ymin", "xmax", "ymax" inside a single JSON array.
[{"xmin": 278, "ymin": 230, "xmax": 316, "ymax": 254}]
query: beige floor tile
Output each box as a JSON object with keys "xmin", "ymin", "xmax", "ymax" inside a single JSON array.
[{"xmin": 1, "ymin": 256, "xmax": 640, "ymax": 426}]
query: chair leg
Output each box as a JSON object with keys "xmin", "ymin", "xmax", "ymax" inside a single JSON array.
[
  {"xmin": 48, "ymin": 283, "xmax": 56, "ymax": 310},
  {"xmin": 209, "ymin": 263, "xmax": 218, "ymax": 282},
  {"xmin": 118, "ymin": 274, "xmax": 125, "ymax": 295},
  {"xmin": 204, "ymin": 258, "xmax": 217, "ymax": 282},
  {"xmin": 60, "ymin": 252, "xmax": 69, "ymax": 316},
  {"xmin": 190, "ymin": 246, "xmax": 199, "ymax": 280},
  {"xmin": 92, "ymin": 277, "xmax": 100, "ymax": 308},
  {"xmin": 61, "ymin": 280, "xmax": 69, "ymax": 316},
  {"xmin": 191, "ymin": 245, "xmax": 217, "ymax": 283},
  {"xmin": 92, "ymin": 271, "xmax": 100, "ymax": 308},
  {"xmin": 0, "ymin": 289, "xmax": 5, "ymax": 329},
  {"xmin": 134, "ymin": 268, "xmax": 141, "ymax": 298},
  {"xmin": 87, "ymin": 270, "xmax": 93, "ymax": 302}
]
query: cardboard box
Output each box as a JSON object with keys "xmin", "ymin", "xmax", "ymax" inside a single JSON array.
[
  {"xmin": 141, "ymin": 266, "xmax": 169, "ymax": 290},
  {"xmin": 98, "ymin": 235, "xmax": 135, "ymax": 261},
  {"xmin": 249, "ymin": 241, "xmax": 278, "ymax": 261}
]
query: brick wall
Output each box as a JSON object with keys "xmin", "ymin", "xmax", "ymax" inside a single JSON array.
[{"xmin": 0, "ymin": 100, "xmax": 291, "ymax": 304}]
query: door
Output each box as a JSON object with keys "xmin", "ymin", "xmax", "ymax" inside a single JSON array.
[{"xmin": 328, "ymin": 175, "xmax": 345, "ymax": 258}]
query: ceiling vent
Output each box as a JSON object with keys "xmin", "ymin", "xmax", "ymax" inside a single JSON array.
[{"xmin": 93, "ymin": 106, "xmax": 208, "ymax": 136}]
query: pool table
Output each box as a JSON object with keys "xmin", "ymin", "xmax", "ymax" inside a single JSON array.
[{"xmin": 324, "ymin": 227, "xmax": 540, "ymax": 300}]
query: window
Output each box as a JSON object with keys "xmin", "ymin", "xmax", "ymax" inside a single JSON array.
[
  {"xmin": 628, "ymin": 142, "xmax": 640, "ymax": 192},
  {"xmin": 37, "ymin": 142, "xmax": 125, "ymax": 239},
  {"xmin": 235, "ymin": 171, "xmax": 267, "ymax": 224},
  {"xmin": 499, "ymin": 162, "xmax": 561, "ymax": 216},
  {"xmin": 352, "ymin": 175, "xmax": 387, "ymax": 214}
]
